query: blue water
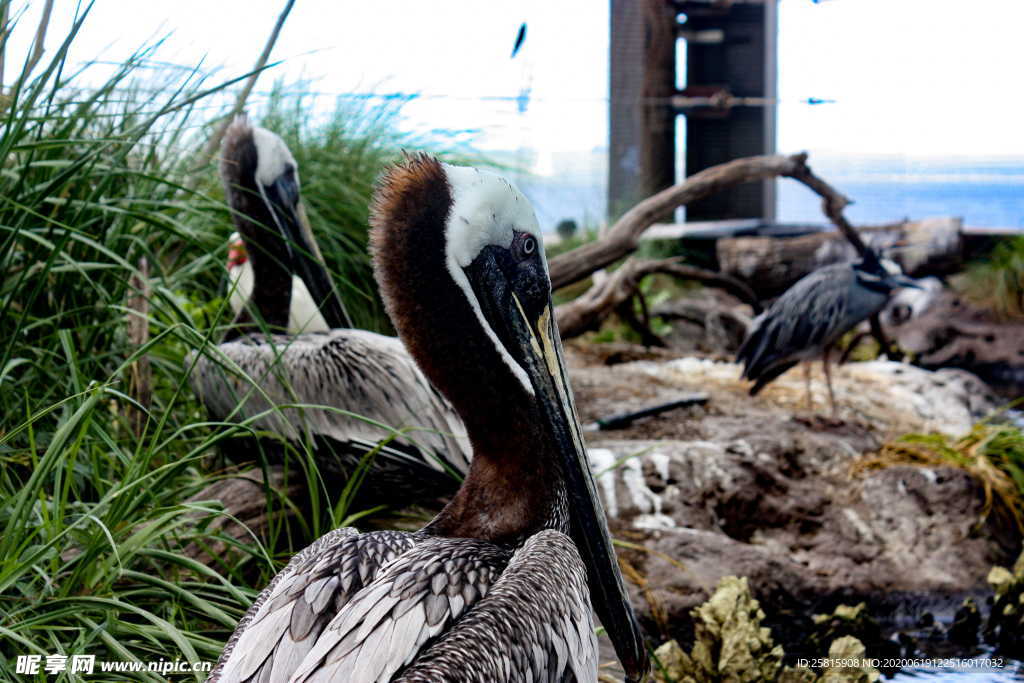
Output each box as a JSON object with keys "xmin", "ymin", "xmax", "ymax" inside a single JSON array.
[
  {"xmin": 515, "ymin": 155, "xmax": 1024, "ymax": 232},
  {"xmin": 779, "ymin": 171, "xmax": 1024, "ymax": 229}
]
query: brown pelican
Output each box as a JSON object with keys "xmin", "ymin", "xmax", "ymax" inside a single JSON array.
[
  {"xmin": 737, "ymin": 252, "xmax": 920, "ymax": 413},
  {"xmin": 209, "ymin": 156, "xmax": 648, "ymax": 682},
  {"xmin": 190, "ymin": 118, "xmax": 471, "ymax": 497}
]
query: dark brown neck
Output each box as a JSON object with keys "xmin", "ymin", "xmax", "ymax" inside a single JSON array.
[
  {"xmin": 371, "ymin": 156, "xmax": 564, "ymax": 545},
  {"xmin": 221, "ymin": 132, "xmax": 292, "ymax": 339},
  {"xmin": 238, "ymin": 226, "xmax": 293, "ymax": 332},
  {"xmin": 425, "ymin": 379, "xmax": 565, "ymax": 544}
]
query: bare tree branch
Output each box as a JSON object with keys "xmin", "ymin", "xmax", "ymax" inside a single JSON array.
[
  {"xmin": 22, "ymin": 0, "xmax": 53, "ymax": 78},
  {"xmin": 548, "ymin": 151, "xmax": 921, "ymax": 293},
  {"xmin": 190, "ymin": 0, "xmax": 296, "ymax": 184},
  {"xmin": 0, "ymin": 3, "xmax": 11, "ymax": 91}
]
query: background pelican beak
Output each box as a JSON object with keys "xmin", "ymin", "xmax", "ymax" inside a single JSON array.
[
  {"xmin": 259, "ymin": 172, "xmax": 351, "ymax": 328},
  {"xmin": 509, "ymin": 297, "xmax": 650, "ymax": 682}
]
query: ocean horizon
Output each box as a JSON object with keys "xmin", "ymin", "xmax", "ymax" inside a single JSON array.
[{"xmin": 508, "ymin": 153, "xmax": 1024, "ymax": 232}]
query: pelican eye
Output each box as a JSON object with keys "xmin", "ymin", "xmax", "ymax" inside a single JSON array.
[{"xmin": 516, "ymin": 233, "xmax": 537, "ymax": 259}]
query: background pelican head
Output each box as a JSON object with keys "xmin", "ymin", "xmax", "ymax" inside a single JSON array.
[
  {"xmin": 370, "ymin": 154, "xmax": 648, "ymax": 681},
  {"xmin": 219, "ymin": 115, "xmax": 349, "ymax": 334}
]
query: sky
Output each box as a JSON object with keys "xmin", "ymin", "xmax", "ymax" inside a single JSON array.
[
  {"xmin": 6, "ymin": 1, "xmax": 1024, "ymax": 171},
  {"xmin": 778, "ymin": 0, "xmax": 1024, "ymax": 159},
  {"xmin": 5, "ymin": 0, "xmax": 608, "ymax": 157}
]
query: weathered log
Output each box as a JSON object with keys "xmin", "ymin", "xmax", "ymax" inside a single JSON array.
[
  {"xmin": 555, "ymin": 257, "xmax": 760, "ymax": 340},
  {"xmin": 651, "ymin": 299, "xmax": 752, "ymax": 354},
  {"xmin": 717, "ymin": 217, "xmax": 964, "ymax": 299}
]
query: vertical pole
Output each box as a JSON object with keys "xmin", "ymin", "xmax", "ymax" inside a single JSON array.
[
  {"xmin": 640, "ymin": 0, "xmax": 677, "ymax": 206},
  {"xmin": 609, "ymin": 0, "xmax": 677, "ymax": 221}
]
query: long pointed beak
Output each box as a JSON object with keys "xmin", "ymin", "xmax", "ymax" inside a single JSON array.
[
  {"xmin": 509, "ymin": 296, "xmax": 649, "ymax": 682},
  {"xmin": 889, "ymin": 274, "xmax": 923, "ymax": 290},
  {"xmin": 259, "ymin": 174, "xmax": 352, "ymax": 329}
]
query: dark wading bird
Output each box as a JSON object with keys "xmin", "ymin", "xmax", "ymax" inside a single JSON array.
[
  {"xmin": 209, "ymin": 156, "xmax": 648, "ymax": 682},
  {"xmin": 189, "ymin": 118, "xmax": 471, "ymax": 499},
  {"xmin": 736, "ymin": 251, "xmax": 920, "ymax": 414}
]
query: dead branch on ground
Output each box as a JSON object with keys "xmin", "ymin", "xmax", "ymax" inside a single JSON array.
[
  {"xmin": 125, "ymin": 257, "xmax": 151, "ymax": 437},
  {"xmin": 555, "ymin": 257, "xmax": 760, "ymax": 340}
]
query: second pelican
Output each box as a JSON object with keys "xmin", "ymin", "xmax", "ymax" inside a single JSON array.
[{"xmin": 189, "ymin": 118, "xmax": 471, "ymax": 499}]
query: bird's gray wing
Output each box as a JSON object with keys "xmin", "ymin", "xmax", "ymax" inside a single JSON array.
[
  {"xmin": 739, "ymin": 264, "xmax": 856, "ymax": 378},
  {"xmin": 210, "ymin": 528, "xmax": 418, "ymax": 683},
  {"xmin": 290, "ymin": 537, "xmax": 512, "ymax": 683},
  {"xmin": 188, "ymin": 328, "xmax": 471, "ymax": 475},
  {"xmin": 394, "ymin": 529, "xmax": 598, "ymax": 683}
]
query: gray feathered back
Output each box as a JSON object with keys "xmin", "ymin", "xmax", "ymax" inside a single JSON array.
[{"xmin": 189, "ymin": 328, "xmax": 471, "ymax": 475}]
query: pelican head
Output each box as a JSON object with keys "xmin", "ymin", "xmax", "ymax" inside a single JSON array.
[
  {"xmin": 370, "ymin": 155, "xmax": 648, "ymax": 681},
  {"xmin": 220, "ymin": 116, "xmax": 349, "ymax": 331}
]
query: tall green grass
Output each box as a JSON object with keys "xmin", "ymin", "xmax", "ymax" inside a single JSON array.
[
  {"xmin": 0, "ymin": 9, "xmax": 462, "ymax": 678},
  {"xmin": 958, "ymin": 236, "xmax": 1024, "ymax": 320},
  {"xmin": 0, "ymin": 11, "xmax": 260, "ymax": 677}
]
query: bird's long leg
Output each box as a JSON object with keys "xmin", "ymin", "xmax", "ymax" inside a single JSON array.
[
  {"xmin": 823, "ymin": 346, "xmax": 837, "ymax": 417},
  {"xmin": 869, "ymin": 313, "xmax": 900, "ymax": 361},
  {"xmin": 803, "ymin": 362, "xmax": 813, "ymax": 412}
]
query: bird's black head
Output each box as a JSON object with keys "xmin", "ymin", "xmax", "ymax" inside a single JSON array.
[{"xmin": 854, "ymin": 252, "xmax": 921, "ymax": 293}]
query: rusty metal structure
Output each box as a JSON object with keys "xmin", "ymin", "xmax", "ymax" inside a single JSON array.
[{"xmin": 609, "ymin": 0, "xmax": 778, "ymax": 221}]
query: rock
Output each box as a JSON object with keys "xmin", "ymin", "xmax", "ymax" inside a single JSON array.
[
  {"xmin": 593, "ymin": 437, "xmax": 1006, "ymax": 632},
  {"xmin": 650, "ymin": 639, "xmax": 688, "ymax": 682},
  {"xmin": 564, "ymin": 347, "xmax": 1015, "ymax": 657},
  {"xmin": 947, "ymin": 597, "xmax": 981, "ymax": 646},
  {"xmin": 879, "ymin": 277, "xmax": 944, "ymax": 328},
  {"xmin": 809, "ymin": 603, "xmax": 896, "ymax": 666},
  {"xmin": 984, "ymin": 550, "xmax": 1024, "ymax": 653},
  {"xmin": 887, "ymin": 290, "xmax": 1024, "ymax": 397},
  {"xmin": 687, "ymin": 576, "xmax": 785, "ymax": 681},
  {"xmin": 821, "ymin": 636, "xmax": 880, "ymax": 683},
  {"xmin": 572, "ymin": 353, "xmax": 997, "ymax": 439},
  {"xmin": 651, "ymin": 576, "xmax": 786, "ymax": 682},
  {"xmin": 649, "ymin": 578, "xmax": 881, "ymax": 683}
]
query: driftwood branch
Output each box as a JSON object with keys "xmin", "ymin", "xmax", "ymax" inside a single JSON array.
[
  {"xmin": 549, "ymin": 153, "xmax": 811, "ymax": 290},
  {"xmin": 615, "ymin": 295, "xmax": 665, "ymax": 348},
  {"xmin": 190, "ymin": 0, "xmax": 296, "ymax": 185},
  {"xmin": 782, "ymin": 156, "xmax": 872, "ymax": 258},
  {"xmin": 555, "ymin": 257, "xmax": 761, "ymax": 340},
  {"xmin": 548, "ymin": 151, "xmax": 963, "ymax": 295}
]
